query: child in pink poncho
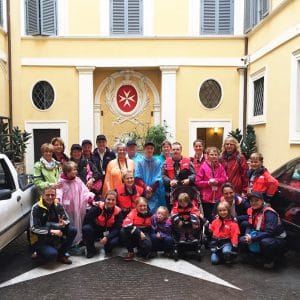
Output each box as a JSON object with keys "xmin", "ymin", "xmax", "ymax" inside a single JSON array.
[{"xmin": 56, "ymin": 161, "xmax": 95, "ymax": 246}]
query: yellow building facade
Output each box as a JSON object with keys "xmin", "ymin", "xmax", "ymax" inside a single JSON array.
[{"xmin": 0, "ymin": 0, "xmax": 299, "ymax": 172}]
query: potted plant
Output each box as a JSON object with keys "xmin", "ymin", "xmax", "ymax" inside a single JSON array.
[
  {"xmin": 10, "ymin": 127, "xmax": 31, "ymax": 174},
  {"xmin": 144, "ymin": 124, "xmax": 168, "ymax": 155}
]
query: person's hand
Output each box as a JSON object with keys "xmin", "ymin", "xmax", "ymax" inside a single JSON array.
[
  {"xmin": 52, "ymin": 182, "xmax": 63, "ymax": 189},
  {"xmin": 140, "ymin": 232, "xmax": 146, "ymax": 240},
  {"xmin": 156, "ymin": 232, "xmax": 161, "ymax": 239},
  {"xmin": 100, "ymin": 237, "xmax": 108, "ymax": 245},
  {"xmin": 181, "ymin": 179, "xmax": 189, "ymax": 186},
  {"xmin": 86, "ymin": 178, "xmax": 94, "ymax": 189},
  {"xmin": 170, "ymin": 180, "xmax": 178, "ymax": 187},
  {"xmin": 244, "ymin": 234, "xmax": 252, "ymax": 244},
  {"xmin": 50, "ymin": 229, "xmax": 63, "ymax": 237},
  {"xmin": 58, "ymin": 215, "xmax": 65, "ymax": 228},
  {"xmin": 145, "ymin": 186, "xmax": 153, "ymax": 199},
  {"xmin": 208, "ymin": 178, "xmax": 218, "ymax": 186},
  {"xmin": 178, "ymin": 221, "xmax": 183, "ymax": 228}
]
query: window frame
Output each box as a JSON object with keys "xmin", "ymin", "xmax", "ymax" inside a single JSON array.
[
  {"xmin": 198, "ymin": 78, "xmax": 223, "ymax": 110},
  {"xmin": 110, "ymin": 0, "xmax": 143, "ymax": 36},
  {"xmin": 248, "ymin": 67, "xmax": 267, "ymax": 125},
  {"xmin": 289, "ymin": 49, "xmax": 300, "ymax": 144},
  {"xmin": 24, "ymin": 0, "xmax": 57, "ymax": 36},
  {"xmin": 31, "ymin": 80, "xmax": 56, "ymax": 112},
  {"xmin": 244, "ymin": 0, "xmax": 269, "ymax": 33},
  {"xmin": 200, "ymin": 0, "xmax": 234, "ymax": 35}
]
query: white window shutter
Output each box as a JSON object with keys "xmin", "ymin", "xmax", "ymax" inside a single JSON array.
[
  {"xmin": 25, "ymin": 0, "xmax": 40, "ymax": 35},
  {"xmin": 40, "ymin": 0, "xmax": 57, "ymax": 35},
  {"xmin": 111, "ymin": 0, "xmax": 125, "ymax": 34}
]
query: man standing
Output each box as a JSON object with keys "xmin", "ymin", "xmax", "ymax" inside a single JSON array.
[
  {"xmin": 135, "ymin": 141, "xmax": 165, "ymax": 213},
  {"xmin": 162, "ymin": 142, "xmax": 195, "ymax": 209},
  {"xmin": 126, "ymin": 140, "xmax": 143, "ymax": 164},
  {"xmin": 92, "ymin": 134, "xmax": 116, "ymax": 176},
  {"xmin": 30, "ymin": 187, "xmax": 77, "ymax": 264}
]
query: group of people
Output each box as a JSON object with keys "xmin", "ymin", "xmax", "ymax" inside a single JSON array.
[{"xmin": 30, "ymin": 135, "xmax": 286, "ymax": 269}]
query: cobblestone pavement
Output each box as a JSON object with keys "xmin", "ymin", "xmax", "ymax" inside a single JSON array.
[{"xmin": 0, "ymin": 234, "xmax": 299, "ymax": 300}]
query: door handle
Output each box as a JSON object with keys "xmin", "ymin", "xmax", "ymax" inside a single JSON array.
[{"xmin": 17, "ymin": 196, "xmax": 21, "ymax": 202}]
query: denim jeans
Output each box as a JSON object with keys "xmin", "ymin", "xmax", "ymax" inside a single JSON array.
[{"xmin": 211, "ymin": 242, "xmax": 233, "ymax": 264}]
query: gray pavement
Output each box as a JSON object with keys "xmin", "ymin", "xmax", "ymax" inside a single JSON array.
[{"xmin": 0, "ymin": 233, "xmax": 299, "ymax": 300}]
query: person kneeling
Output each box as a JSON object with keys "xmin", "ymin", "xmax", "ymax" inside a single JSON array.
[
  {"xmin": 30, "ymin": 187, "xmax": 77, "ymax": 264},
  {"xmin": 209, "ymin": 202, "xmax": 239, "ymax": 265},
  {"xmin": 82, "ymin": 190, "xmax": 122, "ymax": 258},
  {"xmin": 239, "ymin": 192, "xmax": 286, "ymax": 269},
  {"xmin": 121, "ymin": 197, "xmax": 152, "ymax": 261}
]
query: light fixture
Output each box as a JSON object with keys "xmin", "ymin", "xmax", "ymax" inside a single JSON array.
[{"xmin": 214, "ymin": 127, "xmax": 219, "ymax": 134}]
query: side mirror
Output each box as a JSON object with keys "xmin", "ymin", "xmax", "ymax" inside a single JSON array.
[{"xmin": 0, "ymin": 189, "xmax": 12, "ymax": 200}]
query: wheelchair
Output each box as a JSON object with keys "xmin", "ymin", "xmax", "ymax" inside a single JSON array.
[{"xmin": 170, "ymin": 186, "xmax": 207, "ymax": 261}]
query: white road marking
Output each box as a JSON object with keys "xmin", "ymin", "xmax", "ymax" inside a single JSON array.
[{"xmin": 0, "ymin": 248, "xmax": 241, "ymax": 291}]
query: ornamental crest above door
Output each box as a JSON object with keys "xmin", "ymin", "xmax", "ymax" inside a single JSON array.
[{"xmin": 105, "ymin": 70, "xmax": 150, "ymax": 124}]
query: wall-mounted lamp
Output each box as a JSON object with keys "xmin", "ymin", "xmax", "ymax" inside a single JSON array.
[{"xmin": 214, "ymin": 127, "xmax": 219, "ymax": 134}]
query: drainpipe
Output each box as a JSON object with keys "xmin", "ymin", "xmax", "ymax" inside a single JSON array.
[
  {"xmin": 6, "ymin": 0, "xmax": 12, "ymax": 132},
  {"xmin": 243, "ymin": 37, "xmax": 248, "ymax": 134}
]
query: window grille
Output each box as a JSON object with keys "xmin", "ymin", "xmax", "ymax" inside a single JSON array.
[
  {"xmin": 199, "ymin": 79, "xmax": 222, "ymax": 109},
  {"xmin": 32, "ymin": 81, "xmax": 55, "ymax": 110},
  {"xmin": 253, "ymin": 77, "xmax": 264, "ymax": 116}
]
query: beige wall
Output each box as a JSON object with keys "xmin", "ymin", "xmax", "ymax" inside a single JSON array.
[
  {"xmin": 248, "ymin": 0, "xmax": 300, "ymax": 54},
  {"xmin": 154, "ymin": 0, "xmax": 189, "ymax": 35},
  {"xmin": 248, "ymin": 35, "xmax": 300, "ymax": 170},
  {"xmin": 20, "ymin": 67, "xmax": 79, "ymax": 146},
  {"xmin": 176, "ymin": 66, "xmax": 240, "ymax": 155},
  {"xmin": 0, "ymin": 29, "xmax": 8, "ymax": 117},
  {"xmin": 21, "ymin": 38, "xmax": 244, "ymax": 58},
  {"xmin": 94, "ymin": 68, "xmax": 161, "ymax": 148},
  {"xmin": 69, "ymin": 0, "xmax": 99, "ymax": 35}
]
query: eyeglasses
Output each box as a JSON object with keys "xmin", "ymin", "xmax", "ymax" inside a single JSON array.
[{"xmin": 225, "ymin": 143, "xmax": 235, "ymax": 146}]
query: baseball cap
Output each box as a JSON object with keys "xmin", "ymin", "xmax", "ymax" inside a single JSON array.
[
  {"xmin": 126, "ymin": 140, "xmax": 137, "ymax": 147},
  {"xmin": 247, "ymin": 191, "xmax": 264, "ymax": 201},
  {"xmin": 71, "ymin": 144, "xmax": 82, "ymax": 151},
  {"xmin": 81, "ymin": 139, "xmax": 92, "ymax": 146},
  {"xmin": 96, "ymin": 134, "xmax": 107, "ymax": 142}
]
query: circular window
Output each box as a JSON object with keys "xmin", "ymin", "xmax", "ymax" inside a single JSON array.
[
  {"xmin": 199, "ymin": 79, "xmax": 222, "ymax": 109},
  {"xmin": 32, "ymin": 81, "xmax": 55, "ymax": 110}
]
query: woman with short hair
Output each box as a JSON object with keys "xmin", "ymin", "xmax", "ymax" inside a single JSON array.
[{"xmin": 33, "ymin": 143, "xmax": 62, "ymax": 192}]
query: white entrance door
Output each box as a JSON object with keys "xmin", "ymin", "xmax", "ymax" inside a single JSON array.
[{"xmin": 189, "ymin": 120, "xmax": 232, "ymax": 156}]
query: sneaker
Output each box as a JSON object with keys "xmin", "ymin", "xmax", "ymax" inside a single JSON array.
[
  {"xmin": 149, "ymin": 251, "xmax": 157, "ymax": 258},
  {"xmin": 263, "ymin": 261, "xmax": 275, "ymax": 269},
  {"xmin": 163, "ymin": 251, "xmax": 173, "ymax": 258},
  {"xmin": 104, "ymin": 251, "xmax": 113, "ymax": 258},
  {"xmin": 123, "ymin": 252, "xmax": 135, "ymax": 261},
  {"xmin": 86, "ymin": 248, "xmax": 98, "ymax": 259},
  {"xmin": 57, "ymin": 255, "xmax": 72, "ymax": 265},
  {"xmin": 69, "ymin": 245, "xmax": 83, "ymax": 256}
]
